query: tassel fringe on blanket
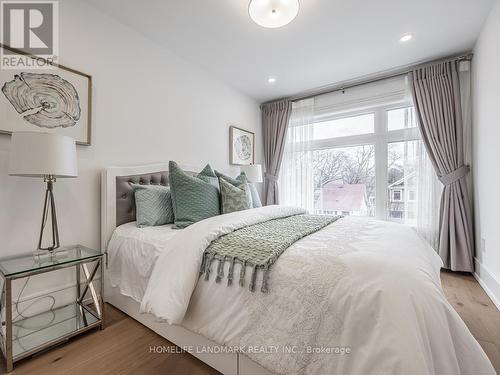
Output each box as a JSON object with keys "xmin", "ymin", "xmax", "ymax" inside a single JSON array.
[{"xmin": 199, "ymin": 214, "xmax": 342, "ymax": 293}]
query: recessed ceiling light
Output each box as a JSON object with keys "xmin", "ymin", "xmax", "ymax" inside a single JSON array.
[
  {"xmin": 249, "ymin": 0, "xmax": 300, "ymax": 28},
  {"xmin": 399, "ymin": 34, "xmax": 413, "ymax": 43},
  {"xmin": 267, "ymin": 77, "xmax": 276, "ymax": 84}
]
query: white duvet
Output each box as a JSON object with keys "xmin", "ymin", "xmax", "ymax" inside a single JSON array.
[
  {"xmin": 140, "ymin": 206, "xmax": 495, "ymax": 375},
  {"xmin": 107, "ymin": 222, "xmax": 179, "ymax": 302}
]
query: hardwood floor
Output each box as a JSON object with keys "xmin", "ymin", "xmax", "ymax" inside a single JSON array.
[
  {"xmin": 0, "ymin": 305, "xmax": 220, "ymax": 375},
  {"xmin": 441, "ymin": 271, "xmax": 500, "ymax": 372},
  {"xmin": 1, "ymin": 272, "xmax": 499, "ymax": 374}
]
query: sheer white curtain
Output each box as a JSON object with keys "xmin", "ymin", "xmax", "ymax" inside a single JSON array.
[
  {"xmin": 279, "ymin": 98, "xmax": 315, "ymax": 212},
  {"xmin": 414, "ymin": 141, "xmax": 442, "ymax": 250},
  {"xmin": 403, "ymin": 79, "xmax": 442, "ymax": 250}
]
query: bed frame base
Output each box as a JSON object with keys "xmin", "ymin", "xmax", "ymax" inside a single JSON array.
[{"xmin": 105, "ymin": 278, "xmax": 273, "ymax": 375}]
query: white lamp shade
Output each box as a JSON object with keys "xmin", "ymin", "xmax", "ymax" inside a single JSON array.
[
  {"xmin": 248, "ymin": 0, "xmax": 300, "ymax": 28},
  {"xmin": 8, "ymin": 132, "xmax": 78, "ymax": 178},
  {"xmin": 240, "ymin": 164, "xmax": 263, "ymax": 183}
]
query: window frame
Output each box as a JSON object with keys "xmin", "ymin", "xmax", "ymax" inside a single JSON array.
[
  {"xmin": 392, "ymin": 189, "xmax": 403, "ymax": 202},
  {"xmin": 293, "ymin": 103, "xmax": 421, "ymax": 221}
]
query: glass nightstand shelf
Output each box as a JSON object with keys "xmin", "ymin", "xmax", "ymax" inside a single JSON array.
[{"xmin": 0, "ymin": 245, "xmax": 104, "ymax": 372}]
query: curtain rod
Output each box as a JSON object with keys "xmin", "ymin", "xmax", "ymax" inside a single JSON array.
[{"xmin": 263, "ymin": 51, "xmax": 473, "ymax": 105}]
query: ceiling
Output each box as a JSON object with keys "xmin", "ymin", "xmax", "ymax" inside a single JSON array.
[{"xmin": 86, "ymin": 0, "xmax": 494, "ymax": 102}]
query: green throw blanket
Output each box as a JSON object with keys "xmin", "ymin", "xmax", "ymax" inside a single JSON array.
[{"xmin": 199, "ymin": 214, "xmax": 342, "ymax": 293}]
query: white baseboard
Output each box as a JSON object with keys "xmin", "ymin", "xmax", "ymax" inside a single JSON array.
[{"xmin": 474, "ymin": 257, "xmax": 500, "ymax": 312}]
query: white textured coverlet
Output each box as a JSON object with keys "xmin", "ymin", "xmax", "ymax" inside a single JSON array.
[{"xmin": 140, "ymin": 206, "xmax": 495, "ymax": 375}]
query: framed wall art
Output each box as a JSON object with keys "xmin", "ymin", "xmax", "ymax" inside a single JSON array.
[
  {"xmin": 229, "ymin": 125, "xmax": 255, "ymax": 165},
  {"xmin": 0, "ymin": 44, "xmax": 92, "ymax": 145}
]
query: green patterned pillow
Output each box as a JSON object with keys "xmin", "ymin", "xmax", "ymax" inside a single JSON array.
[
  {"xmin": 219, "ymin": 178, "xmax": 253, "ymax": 214},
  {"xmin": 197, "ymin": 164, "xmax": 220, "ymax": 191},
  {"xmin": 169, "ymin": 161, "xmax": 220, "ymax": 228},
  {"xmin": 132, "ymin": 184, "xmax": 174, "ymax": 227},
  {"xmin": 215, "ymin": 170, "xmax": 241, "ymax": 185},
  {"xmin": 215, "ymin": 170, "xmax": 262, "ymax": 208}
]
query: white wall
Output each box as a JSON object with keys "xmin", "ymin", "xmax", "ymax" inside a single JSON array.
[
  {"xmin": 472, "ymin": 0, "xmax": 500, "ymax": 310},
  {"xmin": 0, "ymin": 0, "xmax": 261, "ymax": 307}
]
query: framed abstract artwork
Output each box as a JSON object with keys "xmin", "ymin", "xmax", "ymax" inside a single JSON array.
[
  {"xmin": 0, "ymin": 44, "xmax": 92, "ymax": 145},
  {"xmin": 230, "ymin": 125, "xmax": 255, "ymax": 165}
]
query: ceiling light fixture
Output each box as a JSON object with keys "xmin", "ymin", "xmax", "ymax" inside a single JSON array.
[
  {"xmin": 399, "ymin": 34, "xmax": 413, "ymax": 43},
  {"xmin": 267, "ymin": 77, "xmax": 277, "ymax": 84},
  {"xmin": 249, "ymin": 0, "xmax": 300, "ymax": 28}
]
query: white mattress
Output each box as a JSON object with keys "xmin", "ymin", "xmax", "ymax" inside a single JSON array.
[{"xmin": 107, "ymin": 222, "xmax": 181, "ymax": 302}]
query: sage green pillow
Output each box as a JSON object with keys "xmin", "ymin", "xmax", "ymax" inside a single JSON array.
[
  {"xmin": 197, "ymin": 164, "xmax": 220, "ymax": 191},
  {"xmin": 215, "ymin": 170, "xmax": 262, "ymax": 208},
  {"xmin": 132, "ymin": 184, "xmax": 174, "ymax": 227},
  {"xmin": 215, "ymin": 170, "xmax": 241, "ymax": 186},
  {"xmin": 219, "ymin": 178, "xmax": 253, "ymax": 214},
  {"xmin": 169, "ymin": 161, "xmax": 220, "ymax": 228}
]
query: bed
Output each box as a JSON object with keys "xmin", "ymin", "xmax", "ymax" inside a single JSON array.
[{"xmin": 101, "ymin": 163, "xmax": 496, "ymax": 375}]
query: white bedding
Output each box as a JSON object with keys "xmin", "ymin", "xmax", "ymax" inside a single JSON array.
[
  {"xmin": 107, "ymin": 222, "xmax": 180, "ymax": 302},
  {"xmin": 116, "ymin": 206, "xmax": 495, "ymax": 375}
]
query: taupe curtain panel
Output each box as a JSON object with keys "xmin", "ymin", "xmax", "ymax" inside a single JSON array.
[
  {"xmin": 261, "ymin": 100, "xmax": 292, "ymax": 205},
  {"xmin": 410, "ymin": 60, "xmax": 474, "ymax": 272}
]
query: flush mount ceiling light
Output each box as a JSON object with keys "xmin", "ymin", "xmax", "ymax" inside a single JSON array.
[
  {"xmin": 267, "ymin": 77, "xmax": 277, "ymax": 84},
  {"xmin": 399, "ymin": 34, "xmax": 413, "ymax": 43},
  {"xmin": 249, "ymin": 0, "xmax": 300, "ymax": 28}
]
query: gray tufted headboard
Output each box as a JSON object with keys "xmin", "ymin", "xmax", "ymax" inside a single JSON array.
[
  {"xmin": 115, "ymin": 170, "xmax": 198, "ymax": 227},
  {"xmin": 101, "ymin": 163, "xmax": 197, "ymax": 254},
  {"xmin": 115, "ymin": 171, "xmax": 169, "ymax": 227}
]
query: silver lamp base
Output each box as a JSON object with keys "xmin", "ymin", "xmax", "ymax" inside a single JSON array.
[{"xmin": 37, "ymin": 175, "xmax": 60, "ymax": 254}]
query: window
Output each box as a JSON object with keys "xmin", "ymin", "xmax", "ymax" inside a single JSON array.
[
  {"xmin": 387, "ymin": 107, "xmax": 416, "ymax": 131},
  {"xmin": 314, "ymin": 144, "xmax": 375, "ymax": 217},
  {"xmin": 280, "ymin": 88, "xmax": 434, "ymax": 226},
  {"xmin": 392, "ymin": 190, "xmax": 402, "ymax": 201},
  {"xmin": 313, "ymin": 113, "xmax": 374, "ymax": 140},
  {"xmin": 386, "ymin": 140, "xmax": 422, "ymax": 223}
]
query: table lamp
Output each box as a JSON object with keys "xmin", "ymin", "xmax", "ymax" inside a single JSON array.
[
  {"xmin": 8, "ymin": 132, "xmax": 78, "ymax": 255},
  {"xmin": 240, "ymin": 164, "xmax": 263, "ymax": 183}
]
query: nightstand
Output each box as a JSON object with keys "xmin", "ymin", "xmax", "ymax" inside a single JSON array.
[{"xmin": 0, "ymin": 245, "xmax": 104, "ymax": 372}]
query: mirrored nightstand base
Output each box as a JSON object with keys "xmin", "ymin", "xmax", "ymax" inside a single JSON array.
[{"xmin": 0, "ymin": 245, "xmax": 104, "ymax": 372}]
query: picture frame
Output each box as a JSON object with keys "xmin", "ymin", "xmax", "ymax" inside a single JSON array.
[
  {"xmin": 229, "ymin": 125, "xmax": 255, "ymax": 165},
  {"xmin": 0, "ymin": 44, "xmax": 92, "ymax": 145}
]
